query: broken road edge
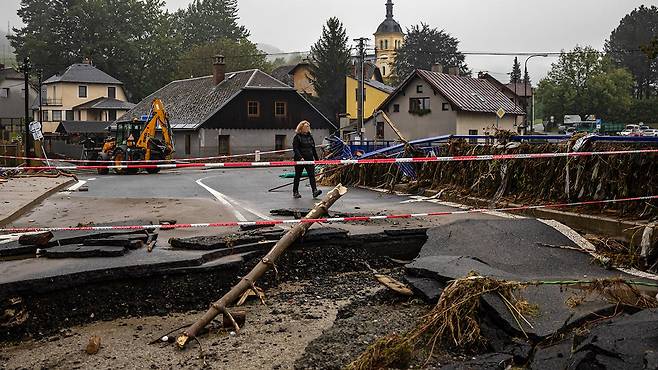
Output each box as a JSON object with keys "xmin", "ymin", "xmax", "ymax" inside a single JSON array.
[{"xmin": 175, "ymin": 184, "xmax": 349, "ymax": 349}]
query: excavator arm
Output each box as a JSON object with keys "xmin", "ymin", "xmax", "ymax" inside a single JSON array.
[{"xmin": 136, "ymin": 98, "xmax": 175, "ymax": 159}]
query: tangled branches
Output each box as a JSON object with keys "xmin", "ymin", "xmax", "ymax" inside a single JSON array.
[{"xmin": 346, "ymin": 273, "xmax": 536, "ymax": 370}]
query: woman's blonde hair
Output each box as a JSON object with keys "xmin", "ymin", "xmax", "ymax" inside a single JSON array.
[{"xmin": 295, "ymin": 120, "xmax": 311, "ymax": 134}]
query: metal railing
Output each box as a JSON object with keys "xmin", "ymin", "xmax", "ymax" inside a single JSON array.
[{"xmin": 42, "ymin": 98, "xmax": 63, "ymax": 106}]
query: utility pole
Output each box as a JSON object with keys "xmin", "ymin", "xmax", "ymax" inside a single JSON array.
[
  {"xmin": 353, "ymin": 37, "xmax": 369, "ymax": 142},
  {"xmin": 37, "ymin": 69, "xmax": 43, "ymax": 126},
  {"xmin": 524, "ymin": 54, "xmax": 548, "ymax": 134},
  {"xmin": 20, "ymin": 57, "xmax": 32, "ymax": 157}
]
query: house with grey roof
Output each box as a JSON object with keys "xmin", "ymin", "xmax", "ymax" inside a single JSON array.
[
  {"xmin": 0, "ymin": 63, "xmax": 38, "ymax": 141},
  {"xmin": 364, "ymin": 68, "xmax": 526, "ymax": 141},
  {"xmin": 34, "ymin": 60, "xmax": 134, "ymax": 134},
  {"xmin": 117, "ymin": 56, "xmax": 336, "ymax": 157}
]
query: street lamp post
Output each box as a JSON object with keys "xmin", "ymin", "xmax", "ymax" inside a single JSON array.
[{"xmin": 524, "ymin": 54, "xmax": 548, "ymax": 133}]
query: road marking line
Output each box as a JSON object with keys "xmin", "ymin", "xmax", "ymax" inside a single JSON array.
[
  {"xmin": 196, "ymin": 176, "xmax": 274, "ymax": 222},
  {"xmin": 400, "ymin": 194, "xmax": 523, "ymax": 219},
  {"xmin": 196, "ymin": 177, "xmax": 247, "ymax": 222},
  {"xmin": 61, "ymin": 180, "xmax": 87, "ymax": 195},
  {"xmin": 87, "ymin": 178, "xmax": 97, "ymax": 181},
  {"xmin": 539, "ymin": 219, "xmax": 658, "ymax": 281}
]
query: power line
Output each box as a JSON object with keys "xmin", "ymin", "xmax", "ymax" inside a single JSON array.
[{"xmin": 25, "ymin": 47, "xmax": 654, "ymax": 74}]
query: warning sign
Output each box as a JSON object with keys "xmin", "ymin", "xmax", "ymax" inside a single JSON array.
[{"xmin": 496, "ymin": 108, "xmax": 506, "ymax": 119}]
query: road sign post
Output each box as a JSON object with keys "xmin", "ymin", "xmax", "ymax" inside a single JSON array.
[{"xmin": 28, "ymin": 121, "xmax": 50, "ymax": 166}]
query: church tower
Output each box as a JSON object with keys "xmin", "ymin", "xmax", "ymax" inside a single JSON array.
[{"xmin": 374, "ymin": 0, "xmax": 404, "ymax": 79}]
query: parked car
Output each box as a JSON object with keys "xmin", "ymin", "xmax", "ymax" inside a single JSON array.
[
  {"xmin": 643, "ymin": 129, "xmax": 658, "ymax": 137},
  {"xmin": 640, "ymin": 125, "xmax": 651, "ymax": 132},
  {"xmin": 620, "ymin": 124, "xmax": 641, "ymax": 136}
]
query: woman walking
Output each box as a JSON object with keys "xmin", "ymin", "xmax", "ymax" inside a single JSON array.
[{"xmin": 292, "ymin": 121, "xmax": 322, "ymax": 199}]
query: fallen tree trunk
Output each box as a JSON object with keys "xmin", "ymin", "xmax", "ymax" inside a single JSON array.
[{"xmin": 176, "ymin": 184, "xmax": 348, "ymax": 348}]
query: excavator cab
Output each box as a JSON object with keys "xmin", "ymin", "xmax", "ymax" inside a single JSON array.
[{"xmin": 116, "ymin": 121, "xmax": 143, "ymax": 146}]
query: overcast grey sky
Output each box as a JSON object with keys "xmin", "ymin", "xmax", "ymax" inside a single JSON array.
[{"xmin": 2, "ymin": 0, "xmax": 657, "ymax": 82}]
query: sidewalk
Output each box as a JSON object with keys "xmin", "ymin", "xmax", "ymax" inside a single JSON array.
[{"xmin": 0, "ymin": 176, "xmax": 77, "ymax": 227}]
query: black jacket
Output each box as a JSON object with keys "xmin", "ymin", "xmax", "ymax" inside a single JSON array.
[{"xmin": 293, "ymin": 133, "xmax": 319, "ymax": 161}]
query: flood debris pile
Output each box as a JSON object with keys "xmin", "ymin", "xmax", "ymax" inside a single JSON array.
[
  {"xmin": 343, "ymin": 219, "xmax": 658, "ymax": 369},
  {"xmin": 323, "ymin": 139, "xmax": 658, "ymax": 218}
]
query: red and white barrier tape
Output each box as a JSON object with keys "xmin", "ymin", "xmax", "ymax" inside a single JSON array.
[
  {"xmin": 2, "ymin": 195, "xmax": 655, "ymax": 233},
  {"xmin": 1, "ymin": 149, "xmax": 657, "ymax": 172},
  {"xmin": 0, "ymin": 146, "xmax": 303, "ymax": 164}
]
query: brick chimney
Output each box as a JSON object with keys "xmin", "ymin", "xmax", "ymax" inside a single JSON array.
[
  {"xmin": 448, "ymin": 67, "xmax": 459, "ymax": 76},
  {"xmin": 83, "ymin": 57, "xmax": 93, "ymax": 65},
  {"xmin": 431, "ymin": 63, "xmax": 443, "ymax": 73},
  {"xmin": 213, "ymin": 55, "xmax": 226, "ymax": 85}
]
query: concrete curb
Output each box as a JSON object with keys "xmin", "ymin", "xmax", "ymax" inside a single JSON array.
[{"xmin": 0, "ymin": 178, "xmax": 77, "ymax": 227}]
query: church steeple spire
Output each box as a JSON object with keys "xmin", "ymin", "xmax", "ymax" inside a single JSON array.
[{"xmin": 386, "ymin": 0, "xmax": 394, "ymax": 19}]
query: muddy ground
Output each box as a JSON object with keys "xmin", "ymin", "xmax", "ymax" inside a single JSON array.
[{"xmin": 1, "ymin": 269, "xmax": 431, "ymax": 370}]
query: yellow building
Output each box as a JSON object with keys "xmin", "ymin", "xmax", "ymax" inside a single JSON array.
[
  {"xmin": 289, "ymin": 62, "xmax": 316, "ymax": 97},
  {"xmin": 34, "ymin": 61, "xmax": 134, "ymax": 133},
  {"xmin": 345, "ymin": 75, "xmax": 394, "ymax": 120},
  {"xmin": 374, "ymin": 0, "xmax": 404, "ymax": 79}
]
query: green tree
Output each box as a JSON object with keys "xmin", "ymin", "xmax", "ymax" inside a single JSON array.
[
  {"xmin": 629, "ymin": 96, "xmax": 658, "ymax": 123},
  {"xmin": 523, "ymin": 69, "xmax": 531, "ymax": 85},
  {"xmin": 605, "ymin": 5, "xmax": 658, "ymax": 99},
  {"xmin": 509, "ymin": 57, "xmax": 522, "ymax": 83},
  {"xmin": 308, "ymin": 17, "xmax": 351, "ymax": 123},
  {"xmin": 536, "ymin": 46, "xmax": 634, "ymax": 125},
  {"xmin": 393, "ymin": 23, "xmax": 469, "ymax": 82},
  {"xmin": 175, "ymin": 0, "xmax": 249, "ymax": 48},
  {"xmin": 175, "ymin": 38, "xmax": 270, "ymax": 79},
  {"xmin": 10, "ymin": 0, "xmax": 182, "ymax": 101}
]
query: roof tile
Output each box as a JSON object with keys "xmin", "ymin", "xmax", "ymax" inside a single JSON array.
[
  {"xmin": 117, "ymin": 69, "xmax": 293, "ymax": 129},
  {"xmin": 416, "ymin": 70, "xmax": 526, "ymax": 115},
  {"xmin": 44, "ymin": 64, "xmax": 123, "ymax": 85}
]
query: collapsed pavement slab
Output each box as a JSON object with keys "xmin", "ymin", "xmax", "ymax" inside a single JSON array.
[
  {"xmin": 405, "ymin": 219, "xmax": 650, "ymax": 340},
  {"xmin": 169, "ymin": 227, "xmax": 349, "ymax": 251},
  {"xmin": 529, "ymin": 335, "xmax": 575, "ymax": 370},
  {"xmin": 38, "ymin": 244, "xmax": 128, "ymax": 258},
  {"xmin": 569, "ymin": 309, "xmax": 658, "ymax": 369},
  {"xmin": 0, "ymin": 229, "xmax": 152, "ymax": 257},
  {"xmin": 409, "ymin": 218, "xmax": 617, "ymax": 280}
]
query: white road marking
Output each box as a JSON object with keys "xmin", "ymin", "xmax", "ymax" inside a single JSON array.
[
  {"xmin": 61, "ymin": 180, "xmax": 87, "ymax": 195},
  {"xmin": 400, "ymin": 194, "xmax": 524, "ymax": 219},
  {"xmin": 196, "ymin": 177, "xmax": 248, "ymax": 222},
  {"xmin": 87, "ymin": 178, "xmax": 97, "ymax": 181},
  {"xmin": 539, "ymin": 218, "xmax": 658, "ymax": 281},
  {"xmin": 67, "ymin": 180, "xmax": 87, "ymax": 191}
]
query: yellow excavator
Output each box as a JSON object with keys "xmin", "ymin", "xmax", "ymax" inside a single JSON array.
[{"xmin": 94, "ymin": 98, "xmax": 175, "ymax": 175}]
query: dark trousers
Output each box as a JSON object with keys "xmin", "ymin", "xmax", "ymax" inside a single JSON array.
[{"xmin": 293, "ymin": 164, "xmax": 317, "ymax": 194}]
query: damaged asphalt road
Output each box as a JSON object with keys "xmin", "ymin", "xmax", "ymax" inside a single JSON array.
[{"xmin": 2, "ymin": 169, "xmax": 658, "ymax": 369}]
